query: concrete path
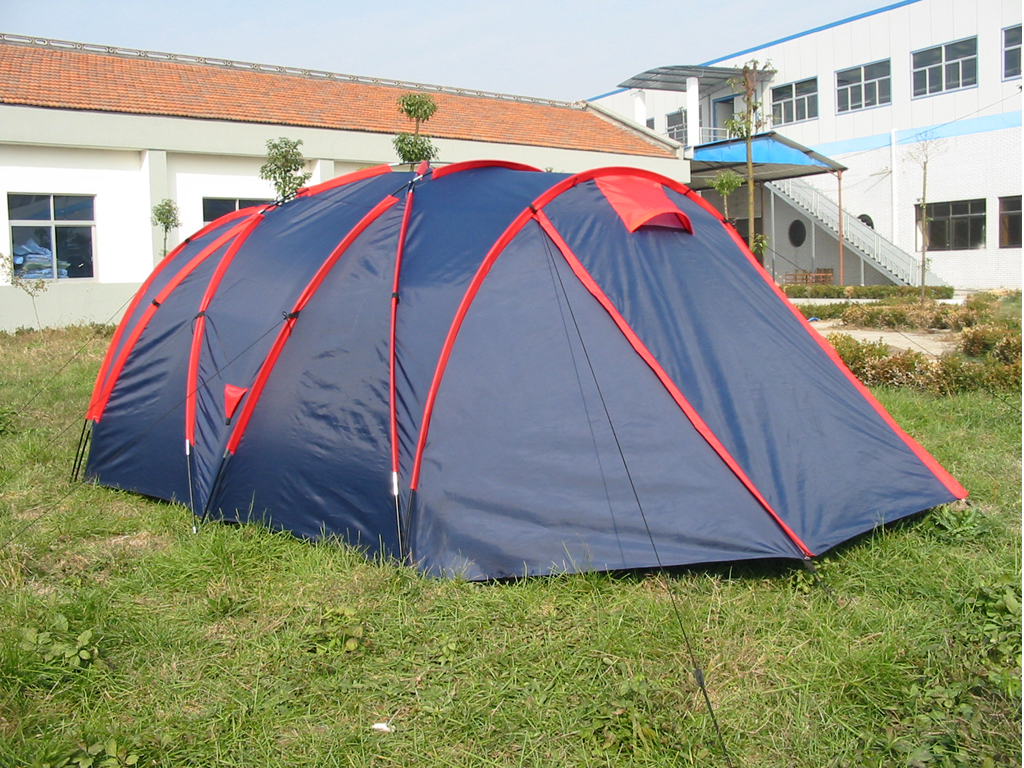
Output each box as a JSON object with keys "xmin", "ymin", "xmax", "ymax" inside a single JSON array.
[{"xmin": 807, "ymin": 318, "xmax": 958, "ymax": 357}]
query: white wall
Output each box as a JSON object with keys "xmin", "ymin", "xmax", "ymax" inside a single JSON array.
[
  {"xmin": 591, "ymin": 0, "xmax": 1022, "ymax": 289},
  {"xmin": 0, "ymin": 144, "xmax": 152, "ymax": 285}
]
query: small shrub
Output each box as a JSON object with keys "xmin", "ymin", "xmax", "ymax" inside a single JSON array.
[
  {"xmin": 825, "ymin": 333, "xmax": 890, "ymax": 379},
  {"xmin": 958, "ymin": 324, "xmax": 1005, "ymax": 357},
  {"xmin": 863, "ymin": 348, "xmax": 932, "ymax": 388},
  {"xmin": 993, "ymin": 332, "xmax": 1022, "ymax": 365}
]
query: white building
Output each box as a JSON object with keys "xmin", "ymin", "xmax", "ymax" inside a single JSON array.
[
  {"xmin": 592, "ymin": 0, "xmax": 1022, "ymax": 290},
  {"xmin": 0, "ymin": 34, "xmax": 685, "ymax": 332}
]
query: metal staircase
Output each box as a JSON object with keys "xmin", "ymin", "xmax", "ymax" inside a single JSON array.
[{"xmin": 767, "ymin": 177, "xmax": 945, "ymax": 286}]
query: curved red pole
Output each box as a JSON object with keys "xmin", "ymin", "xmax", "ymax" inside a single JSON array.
[
  {"xmin": 390, "ymin": 191, "xmax": 415, "ymax": 481},
  {"xmin": 89, "ymin": 217, "xmax": 257, "ymax": 423},
  {"xmin": 225, "ymin": 195, "xmax": 401, "ymax": 455},
  {"xmin": 184, "ymin": 214, "xmax": 264, "ymax": 446}
]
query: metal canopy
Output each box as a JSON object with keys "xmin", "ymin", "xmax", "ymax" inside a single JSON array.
[
  {"xmin": 618, "ymin": 64, "xmax": 772, "ymax": 94},
  {"xmin": 687, "ymin": 131, "xmax": 847, "ymax": 189}
]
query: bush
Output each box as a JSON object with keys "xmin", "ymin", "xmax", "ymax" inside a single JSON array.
[
  {"xmin": 993, "ymin": 332, "xmax": 1022, "ymax": 365},
  {"xmin": 825, "ymin": 333, "xmax": 889, "ymax": 380},
  {"xmin": 958, "ymin": 324, "xmax": 1006, "ymax": 357},
  {"xmin": 781, "ymin": 284, "xmax": 954, "ymax": 300},
  {"xmin": 796, "ymin": 303, "xmax": 850, "ymax": 321},
  {"xmin": 841, "ymin": 301, "xmax": 979, "ymax": 330},
  {"xmin": 825, "ymin": 333, "xmax": 1021, "ymax": 394}
]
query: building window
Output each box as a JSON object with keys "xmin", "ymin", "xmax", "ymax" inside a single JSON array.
[
  {"xmin": 645, "ymin": 117, "xmax": 655, "ymax": 130},
  {"xmin": 202, "ymin": 197, "xmax": 272, "ymax": 224},
  {"xmin": 912, "ymin": 38, "xmax": 977, "ymax": 97},
  {"xmin": 1000, "ymin": 196, "xmax": 1022, "ymax": 248},
  {"xmin": 1005, "ymin": 25, "xmax": 1022, "ymax": 79},
  {"xmin": 665, "ymin": 110, "xmax": 687, "ymax": 144},
  {"xmin": 916, "ymin": 199, "xmax": 986, "ymax": 251},
  {"xmin": 837, "ymin": 60, "xmax": 891, "ymax": 112},
  {"xmin": 8, "ymin": 194, "xmax": 95, "ymax": 279},
  {"xmin": 771, "ymin": 78, "xmax": 818, "ymax": 125}
]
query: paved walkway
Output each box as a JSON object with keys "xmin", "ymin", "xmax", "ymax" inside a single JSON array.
[{"xmin": 807, "ymin": 318, "xmax": 957, "ymax": 357}]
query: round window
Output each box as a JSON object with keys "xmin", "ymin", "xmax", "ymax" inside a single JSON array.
[
  {"xmin": 788, "ymin": 219, "xmax": 807, "ymax": 247},
  {"xmin": 858, "ymin": 214, "xmax": 874, "ymax": 229}
]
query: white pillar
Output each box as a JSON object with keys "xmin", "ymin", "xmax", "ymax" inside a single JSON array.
[
  {"xmin": 633, "ymin": 91, "xmax": 647, "ymax": 127},
  {"xmin": 142, "ymin": 149, "xmax": 168, "ymax": 267},
  {"xmin": 685, "ymin": 77, "xmax": 700, "ymax": 154}
]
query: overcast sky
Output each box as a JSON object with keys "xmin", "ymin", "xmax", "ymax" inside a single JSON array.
[{"xmin": 2, "ymin": 0, "xmax": 892, "ymax": 102}]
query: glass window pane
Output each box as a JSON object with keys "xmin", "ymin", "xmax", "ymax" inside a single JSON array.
[
  {"xmin": 238, "ymin": 199, "xmax": 271, "ymax": 210},
  {"xmin": 914, "ymin": 47, "xmax": 942, "ymax": 68},
  {"xmin": 56, "ymin": 226, "xmax": 93, "ymax": 278},
  {"xmin": 796, "ymin": 100, "xmax": 807, "ymax": 121},
  {"xmin": 879, "ymin": 78, "xmax": 892, "ymax": 103},
  {"xmin": 850, "ymin": 84, "xmax": 863, "ymax": 109},
  {"xmin": 951, "ymin": 218, "xmax": 970, "ymax": 249},
  {"xmin": 913, "ymin": 70, "xmax": 928, "ymax": 96},
  {"xmin": 946, "ymin": 38, "xmax": 977, "ymax": 60},
  {"xmin": 837, "ymin": 67, "xmax": 861, "ymax": 87},
  {"xmin": 772, "ymin": 84, "xmax": 792, "ymax": 102},
  {"xmin": 1007, "ymin": 48, "xmax": 1022, "ymax": 78},
  {"xmin": 795, "ymin": 78, "xmax": 817, "ymax": 96},
  {"xmin": 772, "ymin": 103, "xmax": 783, "ymax": 123},
  {"xmin": 864, "ymin": 82, "xmax": 876, "ymax": 107},
  {"xmin": 968, "ymin": 217, "xmax": 985, "ymax": 248},
  {"xmin": 53, "ymin": 195, "xmax": 94, "ymax": 221},
  {"xmin": 864, "ymin": 60, "xmax": 890, "ymax": 79},
  {"xmin": 8, "ymin": 194, "xmax": 51, "ymax": 221},
  {"xmin": 784, "ymin": 101, "xmax": 794, "ymax": 123},
  {"xmin": 11, "ymin": 226, "xmax": 54, "ymax": 278},
  {"xmin": 807, "ymin": 94, "xmax": 818, "ymax": 119},
  {"xmin": 203, "ymin": 198, "xmax": 236, "ymax": 223},
  {"xmin": 961, "ymin": 57, "xmax": 977, "ymax": 86},
  {"xmin": 928, "ymin": 66, "xmax": 943, "ymax": 93},
  {"xmin": 946, "ymin": 62, "xmax": 961, "ymax": 89},
  {"xmin": 951, "ymin": 201, "xmax": 969, "ymax": 216},
  {"xmin": 838, "ymin": 89, "xmax": 850, "ymax": 112},
  {"xmin": 1001, "ymin": 196, "xmax": 1022, "ymax": 214},
  {"xmin": 1007, "ymin": 26, "xmax": 1022, "ymax": 47}
]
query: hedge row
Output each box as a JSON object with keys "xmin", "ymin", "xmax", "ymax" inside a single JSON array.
[
  {"xmin": 782, "ymin": 284, "xmax": 955, "ymax": 300},
  {"xmin": 826, "ymin": 332, "xmax": 1022, "ymax": 394}
]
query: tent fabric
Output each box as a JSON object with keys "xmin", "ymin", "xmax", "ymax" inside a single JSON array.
[{"xmin": 84, "ymin": 162, "xmax": 966, "ymax": 579}]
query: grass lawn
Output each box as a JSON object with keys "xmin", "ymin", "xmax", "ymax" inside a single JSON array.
[{"xmin": 0, "ymin": 325, "xmax": 1020, "ymax": 767}]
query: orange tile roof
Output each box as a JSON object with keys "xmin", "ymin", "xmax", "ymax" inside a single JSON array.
[{"xmin": 0, "ymin": 39, "xmax": 677, "ymax": 159}]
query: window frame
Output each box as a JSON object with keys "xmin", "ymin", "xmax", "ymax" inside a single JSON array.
[
  {"xmin": 1004, "ymin": 25, "xmax": 1022, "ymax": 80},
  {"xmin": 836, "ymin": 59, "xmax": 892, "ymax": 114},
  {"xmin": 999, "ymin": 196, "xmax": 1022, "ymax": 249},
  {"xmin": 911, "ymin": 37, "xmax": 978, "ymax": 98},
  {"xmin": 664, "ymin": 110, "xmax": 687, "ymax": 144},
  {"xmin": 202, "ymin": 197, "xmax": 273, "ymax": 225},
  {"xmin": 915, "ymin": 198, "xmax": 986, "ymax": 252},
  {"xmin": 7, "ymin": 193, "xmax": 96, "ymax": 280},
  {"xmin": 771, "ymin": 77, "xmax": 818, "ymax": 126}
]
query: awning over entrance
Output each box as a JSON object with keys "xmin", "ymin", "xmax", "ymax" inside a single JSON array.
[{"xmin": 688, "ymin": 131, "xmax": 846, "ymax": 189}]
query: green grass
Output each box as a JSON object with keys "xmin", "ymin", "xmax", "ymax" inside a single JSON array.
[{"xmin": 0, "ymin": 326, "xmax": 1020, "ymax": 767}]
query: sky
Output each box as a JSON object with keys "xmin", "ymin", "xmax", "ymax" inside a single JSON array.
[{"xmin": 1, "ymin": 0, "xmax": 894, "ymax": 102}]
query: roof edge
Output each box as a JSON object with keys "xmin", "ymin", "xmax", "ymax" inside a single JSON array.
[
  {"xmin": 0, "ymin": 32, "xmax": 584, "ymax": 110},
  {"xmin": 584, "ymin": 101, "xmax": 683, "ymax": 157},
  {"xmin": 699, "ymin": 0, "xmax": 925, "ymax": 66}
]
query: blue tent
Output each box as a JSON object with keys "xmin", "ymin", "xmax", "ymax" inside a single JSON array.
[{"xmin": 84, "ymin": 161, "xmax": 965, "ymax": 579}]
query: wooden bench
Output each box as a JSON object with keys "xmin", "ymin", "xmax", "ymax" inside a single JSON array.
[{"xmin": 784, "ymin": 270, "xmax": 834, "ymax": 285}]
